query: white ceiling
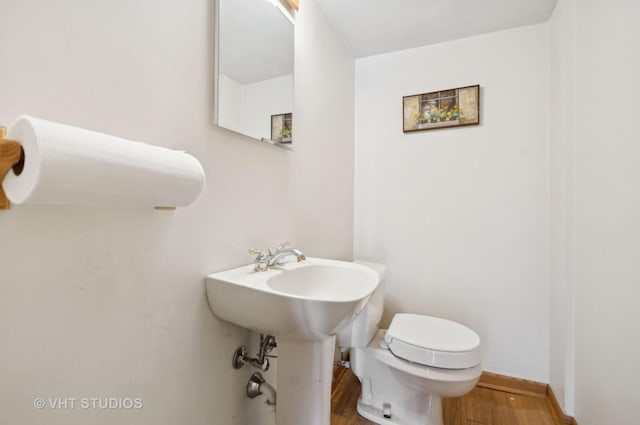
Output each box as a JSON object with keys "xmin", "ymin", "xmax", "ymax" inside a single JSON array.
[
  {"xmin": 315, "ymin": 0, "xmax": 558, "ymax": 58},
  {"xmin": 218, "ymin": 0, "xmax": 557, "ymax": 83}
]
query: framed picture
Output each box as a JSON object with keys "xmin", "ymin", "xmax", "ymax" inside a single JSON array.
[
  {"xmin": 271, "ymin": 113, "xmax": 293, "ymax": 143},
  {"xmin": 403, "ymin": 85, "xmax": 480, "ymax": 133}
]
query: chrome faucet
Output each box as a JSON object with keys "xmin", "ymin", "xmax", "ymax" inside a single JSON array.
[
  {"xmin": 267, "ymin": 242, "xmax": 306, "ymax": 268},
  {"xmin": 248, "ymin": 241, "xmax": 306, "ymax": 272}
]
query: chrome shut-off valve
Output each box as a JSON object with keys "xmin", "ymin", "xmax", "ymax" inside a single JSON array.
[{"xmin": 232, "ymin": 334, "xmax": 277, "ymax": 371}]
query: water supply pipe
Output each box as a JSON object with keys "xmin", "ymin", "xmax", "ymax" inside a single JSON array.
[{"xmin": 247, "ymin": 372, "xmax": 277, "ymax": 406}]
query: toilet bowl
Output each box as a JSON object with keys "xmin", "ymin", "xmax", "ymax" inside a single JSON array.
[{"xmin": 338, "ymin": 262, "xmax": 482, "ymax": 425}]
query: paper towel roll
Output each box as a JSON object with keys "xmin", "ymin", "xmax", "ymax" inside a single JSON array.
[{"xmin": 2, "ymin": 116, "xmax": 205, "ymax": 207}]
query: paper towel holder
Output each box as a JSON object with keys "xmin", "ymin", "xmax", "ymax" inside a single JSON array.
[
  {"xmin": 0, "ymin": 125, "xmax": 178, "ymax": 211},
  {"xmin": 0, "ymin": 126, "xmax": 24, "ymax": 210}
]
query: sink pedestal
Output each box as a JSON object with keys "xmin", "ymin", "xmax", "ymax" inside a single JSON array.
[{"xmin": 276, "ymin": 336, "xmax": 335, "ymax": 425}]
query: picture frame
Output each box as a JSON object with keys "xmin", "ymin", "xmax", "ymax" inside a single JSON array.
[
  {"xmin": 403, "ymin": 85, "xmax": 480, "ymax": 133},
  {"xmin": 271, "ymin": 113, "xmax": 293, "ymax": 143}
]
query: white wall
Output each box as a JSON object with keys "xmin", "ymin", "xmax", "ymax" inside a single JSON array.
[
  {"xmin": 549, "ymin": 0, "xmax": 575, "ymax": 413},
  {"xmin": 292, "ymin": 0, "xmax": 355, "ymax": 260},
  {"xmin": 549, "ymin": 1, "xmax": 640, "ymax": 422},
  {"xmin": 572, "ymin": 0, "xmax": 640, "ymax": 423},
  {"xmin": 354, "ymin": 25, "xmax": 550, "ymax": 381},
  {"xmin": 0, "ymin": 1, "xmax": 296, "ymax": 424}
]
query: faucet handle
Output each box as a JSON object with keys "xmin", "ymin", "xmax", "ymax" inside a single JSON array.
[{"xmin": 249, "ymin": 248, "xmax": 269, "ymax": 272}]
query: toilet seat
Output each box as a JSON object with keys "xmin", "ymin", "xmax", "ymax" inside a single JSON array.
[{"xmin": 383, "ymin": 313, "xmax": 481, "ymax": 369}]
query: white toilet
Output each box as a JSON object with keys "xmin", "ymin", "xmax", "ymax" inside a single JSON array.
[{"xmin": 337, "ymin": 262, "xmax": 482, "ymax": 425}]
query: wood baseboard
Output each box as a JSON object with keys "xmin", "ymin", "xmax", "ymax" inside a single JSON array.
[
  {"xmin": 477, "ymin": 371, "xmax": 547, "ymax": 398},
  {"xmin": 546, "ymin": 385, "xmax": 578, "ymax": 425},
  {"xmin": 478, "ymin": 371, "xmax": 578, "ymax": 425}
]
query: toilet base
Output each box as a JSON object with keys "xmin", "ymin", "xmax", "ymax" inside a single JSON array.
[
  {"xmin": 357, "ymin": 401, "xmax": 404, "ymax": 425},
  {"xmin": 356, "ymin": 397, "xmax": 443, "ymax": 425},
  {"xmin": 350, "ymin": 330, "xmax": 480, "ymax": 425}
]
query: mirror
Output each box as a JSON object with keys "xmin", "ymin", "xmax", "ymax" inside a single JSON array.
[{"xmin": 214, "ymin": 0, "xmax": 295, "ymax": 149}]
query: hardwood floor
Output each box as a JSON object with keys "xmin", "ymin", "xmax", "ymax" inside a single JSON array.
[
  {"xmin": 331, "ymin": 366, "xmax": 375, "ymax": 425},
  {"xmin": 330, "ymin": 367, "xmax": 558, "ymax": 425}
]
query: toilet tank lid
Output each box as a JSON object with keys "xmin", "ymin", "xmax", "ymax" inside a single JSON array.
[{"xmin": 384, "ymin": 314, "xmax": 481, "ymax": 369}]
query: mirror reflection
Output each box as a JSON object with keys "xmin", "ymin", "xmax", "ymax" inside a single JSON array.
[{"xmin": 214, "ymin": 0, "xmax": 295, "ymax": 147}]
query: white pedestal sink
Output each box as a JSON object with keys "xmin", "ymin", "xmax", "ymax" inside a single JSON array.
[{"xmin": 205, "ymin": 258, "xmax": 380, "ymax": 425}]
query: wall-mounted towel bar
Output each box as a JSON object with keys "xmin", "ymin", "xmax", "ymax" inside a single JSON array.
[{"xmin": 0, "ymin": 127, "xmax": 23, "ymax": 209}]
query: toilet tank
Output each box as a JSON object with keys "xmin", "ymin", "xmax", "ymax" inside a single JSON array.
[{"xmin": 335, "ymin": 260, "xmax": 386, "ymax": 348}]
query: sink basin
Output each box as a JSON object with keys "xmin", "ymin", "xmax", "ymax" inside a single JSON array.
[
  {"xmin": 266, "ymin": 263, "xmax": 375, "ymax": 300},
  {"xmin": 205, "ymin": 257, "xmax": 379, "ymax": 340},
  {"xmin": 205, "ymin": 257, "xmax": 380, "ymax": 425}
]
